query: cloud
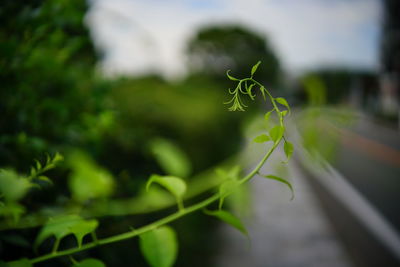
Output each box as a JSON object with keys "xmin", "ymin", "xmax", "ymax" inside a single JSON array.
[{"xmin": 86, "ymin": 0, "xmax": 382, "ymax": 78}]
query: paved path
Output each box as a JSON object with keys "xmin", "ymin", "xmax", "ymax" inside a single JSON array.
[{"xmin": 213, "ymin": 148, "xmax": 352, "ymax": 267}]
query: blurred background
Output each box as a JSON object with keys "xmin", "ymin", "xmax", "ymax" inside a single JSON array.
[{"xmin": 0, "ymin": 0, "xmax": 399, "ymax": 266}]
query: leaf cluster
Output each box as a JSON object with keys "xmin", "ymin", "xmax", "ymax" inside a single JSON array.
[{"xmin": 2, "ymin": 62, "xmax": 294, "ymax": 267}]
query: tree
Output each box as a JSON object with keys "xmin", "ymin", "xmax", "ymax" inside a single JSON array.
[{"xmin": 186, "ymin": 25, "xmax": 281, "ymax": 86}]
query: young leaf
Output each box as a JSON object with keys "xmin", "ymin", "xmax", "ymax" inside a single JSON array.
[
  {"xmin": 251, "ymin": 61, "xmax": 261, "ymax": 76},
  {"xmin": 34, "ymin": 215, "xmax": 99, "ymax": 250},
  {"xmin": 6, "ymin": 258, "xmax": 32, "ymax": 267},
  {"xmin": 226, "ymin": 70, "xmax": 239, "ymax": 81},
  {"xmin": 218, "ymin": 179, "xmax": 240, "ymax": 209},
  {"xmin": 253, "ymin": 134, "xmax": 270, "ymax": 143},
  {"xmin": 269, "ymin": 125, "xmax": 284, "ymax": 142},
  {"xmin": 139, "ymin": 226, "xmax": 178, "ymax": 267},
  {"xmin": 71, "ymin": 258, "xmax": 105, "ymax": 267},
  {"xmin": 275, "ymin": 97, "xmax": 290, "ymax": 114},
  {"xmin": 264, "ymin": 110, "xmax": 273, "ymax": 124},
  {"xmin": 261, "ymin": 175, "xmax": 294, "ymax": 200},
  {"xmin": 146, "ymin": 175, "xmax": 187, "ymax": 209},
  {"xmin": 284, "ymin": 141, "xmax": 294, "ymax": 161},
  {"xmin": 204, "ymin": 209, "xmax": 248, "ymax": 236},
  {"xmin": 68, "ymin": 151, "xmax": 114, "ymax": 202},
  {"xmin": 149, "ymin": 138, "xmax": 191, "ymax": 178},
  {"xmin": 281, "ymin": 110, "xmax": 288, "ymax": 117},
  {"xmin": 69, "ymin": 220, "xmax": 99, "ymax": 248},
  {"xmin": 146, "ymin": 175, "xmax": 186, "ymax": 200},
  {"xmin": 247, "ymin": 83, "xmax": 256, "ymax": 100},
  {"xmin": 53, "ymin": 152, "xmax": 64, "ymax": 164}
]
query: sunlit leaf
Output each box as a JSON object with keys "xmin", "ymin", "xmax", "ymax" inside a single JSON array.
[
  {"xmin": 146, "ymin": 175, "xmax": 186, "ymax": 200},
  {"xmin": 264, "ymin": 110, "xmax": 273, "ymax": 124},
  {"xmin": 68, "ymin": 151, "xmax": 114, "ymax": 202},
  {"xmin": 226, "ymin": 70, "xmax": 239, "ymax": 81},
  {"xmin": 261, "ymin": 175, "xmax": 294, "ymax": 200},
  {"xmin": 53, "ymin": 152, "xmax": 64, "ymax": 164},
  {"xmin": 218, "ymin": 179, "xmax": 240, "ymax": 209},
  {"xmin": 6, "ymin": 258, "xmax": 32, "ymax": 267},
  {"xmin": 146, "ymin": 175, "xmax": 186, "ymax": 209},
  {"xmin": 216, "ymin": 166, "xmax": 241, "ymax": 209},
  {"xmin": 204, "ymin": 209, "xmax": 248, "ymax": 236},
  {"xmin": 139, "ymin": 226, "xmax": 178, "ymax": 267},
  {"xmin": 253, "ymin": 134, "xmax": 270, "ymax": 143},
  {"xmin": 0, "ymin": 169, "xmax": 31, "ymax": 202},
  {"xmin": 275, "ymin": 97, "xmax": 290, "ymax": 114},
  {"xmin": 150, "ymin": 138, "xmax": 191, "ymax": 178},
  {"xmin": 269, "ymin": 125, "xmax": 284, "ymax": 142},
  {"xmin": 35, "ymin": 215, "xmax": 98, "ymax": 250},
  {"xmin": 251, "ymin": 61, "xmax": 261, "ymax": 76},
  {"xmin": 284, "ymin": 141, "xmax": 294, "ymax": 161},
  {"xmin": 215, "ymin": 166, "xmax": 241, "ymax": 181},
  {"xmin": 71, "ymin": 258, "xmax": 105, "ymax": 267},
  {"xmin": 69, "ymin": 220, "xmax": 98, "ymax": 248}
]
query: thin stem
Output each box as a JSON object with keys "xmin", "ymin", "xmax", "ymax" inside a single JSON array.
[
  {"xmin": 30, "ymin": 194, "xmax": 220, "ymax": 264},
  {"xmin": 27, "ymin": 76, "xmax": 287, "ymax": 265},
  {"xmin": 52, "ymin": 238, "xmax": 60, "ymax": 254},
  {"xmin": 29, "ymin": 136, "xmax": 280, "ymax": 265}
]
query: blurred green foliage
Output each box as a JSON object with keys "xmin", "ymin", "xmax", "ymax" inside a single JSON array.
[
  {"xmin": 0, "ymin": 1, "xmax": 263, "ymax": 266},
  {"xmin": 186, "ymin": 25, "xmax": 281, "ymax": 87},
  {"xmin": 0, "ymin": 0, "xmax": 105, "ymax": 170}
]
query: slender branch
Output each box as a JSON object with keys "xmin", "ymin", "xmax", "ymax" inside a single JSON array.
[
  {"xmin": 26, "ymin": 67, "xmax": 290, "ymax": 265},
  {"xmin": 29, "ymin": 137, "xmax": 280, "ymax": 264}
]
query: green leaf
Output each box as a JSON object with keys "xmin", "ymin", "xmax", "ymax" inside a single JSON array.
[
  {"xmin": 226, "ymin": 70, "xmax": 239, "ymax": 81},
  {"xmin": 37, "ymin": 176, "xmax": 52, "ymax": 184},
  {"xmin": 216, "ymin": 166, "xmax": 241, "ymax": 209},
  {"xmin": 68, "ymin": 151, "xmax": 114, "ymax": 202},
  {"xmin": 281, "ymin": 110, "xmax": 288, "ymax": 117},
  {"xmin": 275, "ymin": 97, "xmax": 290, "ymax": 114},
  {"xmin": 261, "ymin": 175, "xmax": 294, "ymax": 200},
  {"xmin": 0, "ymin": 169, "xmax": 31, "ymax": 202},
  {"xmin": 146, "ymin": 175, "xmax": 186, "ymax": 199},
  {"xmin": 251, "ymin": 61, "xmax": 261, "ymax": 76},
  {"xmin": 284, "ymin": 141, "xmax": 294, "ymax": 161},
  {"xmin": 269, "ymin": 125, "xmax": 284, "ymax": 142},
  {"xmin": 6, "ymin": 258, "xmax": 32, "ymax": 267},
  {"xmin": 35, "ymin": 160, "xmax": 42, "ymax": 171},
  {"xmin": 71, "ymin": 258, "xmax": 106, "ymax": 267},
  {"xmin": 146, "ymin": 175, "xmax": 187, "ymax": 209},
  {"xmin": 247, "ymin": 83, "xmax": 256, "ymax": 100},
  {"xmin": 139, "ymin": 226, "xmax": 178, "ymax": 267},
  {"xmin": 264, "ymin": 110, "xmax": 273, "ymax": 124},
  {"xmin": 69, "ymin": 220, "xmax": 99, "ymax": 248},
  {"xmin": 204, "ymin": 209, "xmax": 248, "ymax": 236},
  {"xmin": 53, "ymin": 152, "xmax": 64, "ymax": 164},
  {"xmin": 215, "ymin": 166, "xmax": 241, "ymax": 181},
  {"xmin": 218, "ymin": 179, "xmax": 240, "ymax": 209},
  {"xmin": 150, "ymin": 138, "xmax": 191, "ymax": 178},
  {"xmin": 253, "ymin": 134, "xmax": 271, "ymax": 143},
  {"xmin": 34, "ymin": 215, "xmax": 98, "ymax": 250}
]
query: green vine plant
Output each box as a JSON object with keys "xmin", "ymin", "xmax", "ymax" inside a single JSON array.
[{"xmin": 2, "ymin": 62, "xmax": 294, "ymax": 267}]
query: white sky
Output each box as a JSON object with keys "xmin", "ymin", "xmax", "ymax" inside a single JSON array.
[{"xmin": 86, "ymin": 0, "xmax": 382, "ymax": 79}]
